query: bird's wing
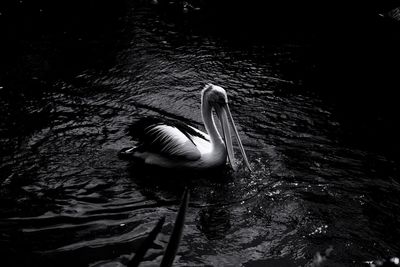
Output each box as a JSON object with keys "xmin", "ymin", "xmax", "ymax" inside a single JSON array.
[{"xmin": 128, "ymin": 117, "xmax": 209, "ymax": 161}]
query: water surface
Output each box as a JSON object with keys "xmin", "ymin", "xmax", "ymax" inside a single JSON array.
[{"xmin": 1, "ymin": 3, "xmax": 399, "ymax": 267}]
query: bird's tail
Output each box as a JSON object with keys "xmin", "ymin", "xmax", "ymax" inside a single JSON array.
[{"xmin": 118, "ymin": 146, "xmax": 138, "ymax": 160}]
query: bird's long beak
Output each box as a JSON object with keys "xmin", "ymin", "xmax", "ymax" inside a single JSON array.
[{"xmin": 216, "ymin": 104, "xmax": 252, "ymax": 171}]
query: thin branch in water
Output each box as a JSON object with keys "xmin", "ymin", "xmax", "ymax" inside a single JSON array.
[
  {"xmin": 160, "ymin": 188, "xmax": 190, "ymax": 267},
  {"xmin": 128, "ymin": 216, "xmax": 166, "ymax": 267}
]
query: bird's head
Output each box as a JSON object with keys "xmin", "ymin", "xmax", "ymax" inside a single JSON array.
[
  {"xmin": 201, "ymin": 84, "xmax": 228, "ymax": 106},
  {"xmin": 201, "ymin": 83, "xmax": 252, "ymax": 172}
]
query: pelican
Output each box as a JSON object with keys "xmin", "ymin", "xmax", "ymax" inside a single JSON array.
[{"xmin": 119, "ymin": 84, "xmax": 252, "ymax": 171}]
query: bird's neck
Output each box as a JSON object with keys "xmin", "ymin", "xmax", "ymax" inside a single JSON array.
[{"xmin": 201, "ymin": 100, "xmax": 224, "ymax": 147}]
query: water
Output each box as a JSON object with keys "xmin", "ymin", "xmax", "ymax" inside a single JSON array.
[{"xmin": 1, "ymin": 3, "xmax": 400, "ymax": 267}]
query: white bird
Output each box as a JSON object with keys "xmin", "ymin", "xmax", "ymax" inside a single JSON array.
[{"xmin": 119, "ymin": 84, "xmax": 252, "ymax": 171}]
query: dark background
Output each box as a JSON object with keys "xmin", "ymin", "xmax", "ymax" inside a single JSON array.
[{"xmin": 1, "ymin": 0, "xmax": 399, "ymax": 160}]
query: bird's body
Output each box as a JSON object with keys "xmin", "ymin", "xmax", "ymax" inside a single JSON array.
[
  {"xmin": 122, "ymin": 117, "xmax": 227, "ymax": 169},
  {"xmin": 119, "ymin": 84, "xmax": 251, "ymax": 171}
]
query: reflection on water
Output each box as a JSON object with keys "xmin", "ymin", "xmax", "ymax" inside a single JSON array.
[{"xmin": 1, "ymin": 2, "xmax": 400, "ymax": 267}]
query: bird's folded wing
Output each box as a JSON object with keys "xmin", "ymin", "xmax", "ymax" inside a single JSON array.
[{"xmin": 144, "ymin": 125, "xmax": 201, "ymax": 160}]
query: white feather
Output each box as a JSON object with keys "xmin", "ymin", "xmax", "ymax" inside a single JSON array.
[{"xmin": 148, "ymin": 125, "xmax": 201, "ymax": 160}]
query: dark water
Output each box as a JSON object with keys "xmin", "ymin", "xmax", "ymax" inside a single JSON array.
[{"xmin": 1, "ymin": 2, "xmax": 400, "ymax": 266}]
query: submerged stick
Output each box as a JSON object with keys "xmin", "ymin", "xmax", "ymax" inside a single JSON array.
[
  {"xmin": 160, "ymin": 188, "xmax": 190, "ymax": 267},
  {"xmin": 128, "ymin": 216, "xmax": 166, "ymax": 267}
]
